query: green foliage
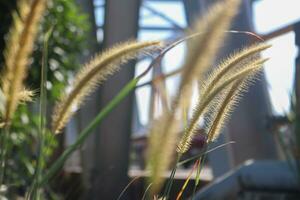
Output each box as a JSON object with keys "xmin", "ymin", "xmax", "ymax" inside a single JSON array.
[
  {"xmin": 5, "ymin": 105, "xmax": 57, "ymax": 195},
  {"xmin": 1, "ymin": 0, "xmax": 90, "ymax": 197},
  {"xmin": 0, "ymin": 0, "xmax": 16, "ymax": 66},
  {"xmin": 30, "ymin": 0, "xmax": 90, "ymax": 100},
  {"xmin": 27, "ymin": 0, "xmax": 90, "ymax": 100}
]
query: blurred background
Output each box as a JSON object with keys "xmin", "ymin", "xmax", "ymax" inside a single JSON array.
[{"xmin": 1, "ymin": 0, "xmax": 300, "ymax": 199}]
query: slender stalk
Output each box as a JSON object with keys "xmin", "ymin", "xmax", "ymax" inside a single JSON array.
[
  {"xmin": 176, "ymin": 159, "xmax": 200, "ymax": 200},
  {"xmin": 142, "ymin": 183, "xmax": 153, "ymax": 200},
  {"xmin": 163, "ymin": 154, "xmax": 181, "ymax": 200},
  {"xmin": 28, "ymin": 28, "xmax": 52, "ymax": 200},
  {"xmin": 116, "ymin": 176, "xmax": 141, "ymax": 200},
  {"xmin": 191, "ymin": 154, "xmax": 207, "ymax": 200},
  {"xmin": 0, "ymin": 127, "xmax": 9, "ymax": 186},
  {"xmin": 0, "ymin": 129, "xmax": 4, "ymax": 186},
  {"xmin": 39, "ymin": 78, "xmax": 139, "ymax": 186},
  {"xmin": 177, "ymin": 142, "xmax": 235, "ymax": 166}
]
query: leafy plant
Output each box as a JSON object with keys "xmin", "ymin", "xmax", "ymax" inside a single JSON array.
[
  {"xmin": 30, "ymin": 0, "xmax": 90, "ymax": 100},
  {"xmin": 0, "ymin": 0, "xmax": 89, "ymax": 198}
]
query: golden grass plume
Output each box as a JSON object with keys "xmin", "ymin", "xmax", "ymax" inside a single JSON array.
[
  {"xmin": 52, "ymin": 40, "xmax": 161, "ymax": 134},
  {"xmin": 177, "ymin": 57, "xmax": 269, "ymax": 154},
  {"xmin": 176, "ymin": 0, "xmax": 240, "ymax": 108},
  {"xmin": 1, "ymin": 0, "xmax": 46, "ymax": 123},
  {"xmin": 206, "ymin": 80, "xmax": 245, "ymax": 142},
  {"xmin": 199, "ymin": 43, "xmax": 271, "ymax": 98}
]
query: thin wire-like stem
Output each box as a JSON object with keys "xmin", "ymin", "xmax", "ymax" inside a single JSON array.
[
  {"xmin": 116, "ymin": 176, "xmax": 141, "ymax": 200},
  {"xmin": 163, "ymin": 154, "xmax": 181, "ymax": 200},
  {"xmin": 191, "ymin": 153, "xmax": 207, "ymax": 200},
  {"xmin": 142, "ymin": 183, "xmax": 153, "ymax": 200},
  {"xmin": 176, "ymin": 159, "xmax": 200, "ymax": 200},
  {"xmin": 177, "ymin": 141, "xmax": 235, "ymax": 166},
  {"xmin": 136, "ymin": 30, "xmax": 264, "ymax": 89}
]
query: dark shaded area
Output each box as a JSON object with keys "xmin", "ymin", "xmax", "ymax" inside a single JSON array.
[
  {"xmin": 0, "ymin": 0, "xmax": 16, "ymax": 66},
  {"xmin": 89, "ymin": 0, "xmax": 141, "ymax": 199}
]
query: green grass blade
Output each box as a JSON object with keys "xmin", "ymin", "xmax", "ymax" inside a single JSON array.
[
  {"xmin": 27, "ymin": 27, "xmax": 53, "ymax": 200},
  {"xmin": 0, "ymin": 127, "xmax": 9, "ymax": 187}
]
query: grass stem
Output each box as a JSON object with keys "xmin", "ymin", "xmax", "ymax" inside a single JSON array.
[{"xmin": 0, "ymin": 127, "xmax": 9, "ymax": 187}]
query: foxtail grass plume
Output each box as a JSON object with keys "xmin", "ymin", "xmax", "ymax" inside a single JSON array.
[
  {"xmin": 177, "ymin": 56, "xmax": 269, "ymax": 154},
  {"xmin": 1, "ymin": 0, "xmax": 46, "ymax": 123},
  {"xmin": 175, "ymin": 0, "xmax": 240, "ymax": 109},
  {"xmin": 52, "ymin": 40, "xmax": 161, "ymax": 134},
  {"xmin": 177, "ymin": 43, "xmax": 271, "ymax": 153},
  {"xmin": 206, "ymin": 80, "xmax": 245, "ymax": 142},
  {"xmin": 199, "ymin": 43, "xmax": 271, "ymax": 97},
  {"xmin": 146, "ymin": 0, "xmax": 240, "ymax": 194}
]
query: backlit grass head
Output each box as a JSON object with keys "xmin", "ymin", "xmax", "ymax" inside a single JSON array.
[
  {"xmin": 52, "ymin": 40, "xmax": 162, "ymax": 134},
  {"xmin": 146, "ymin": 0, "xmax": 243, "ymax": 194},
  {"xmin": 177, "ymin": 45, "xmax": 271, "ymax": 154},
  {"xmin": 1, "ymin": 0, "xmax": 45, "ymax": 123}
]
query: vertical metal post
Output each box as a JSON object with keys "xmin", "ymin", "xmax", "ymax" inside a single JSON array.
[{"xmin": 293, "ymin": 22, "xmax": 300, "ymax": 162}]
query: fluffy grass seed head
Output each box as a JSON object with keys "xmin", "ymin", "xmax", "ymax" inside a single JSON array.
[
  {"xmin": 52, "ymin": 40, "xmax": 161, "ymax": 134},
  {"xmin": 199, "ymin": 43, "xmax": 271, "ymax": 98},
  {"xmin": 146, "ymin": 112, "xmax": 181, "ymax": 194},
  {"xmin": 146, "ymin": 0, "xmax": 241, "ymax": 193},
  {"xmin": 176, "ymin": 0, "xmax": 241, "ymax": 110},
  {"xmin": 177, "ymin": 42, "xmax": 271, "ymax": 153},
  {"xmin": 177, "ymin": 57, "xmax": 269, "ymax": 153},
  {"xmin": 2, "ymin": 0, "xmax": 46, "ymax": 122},
  {"xmin": 205, "ymin": 80, "xmax": 245, "ymax": 142}
]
